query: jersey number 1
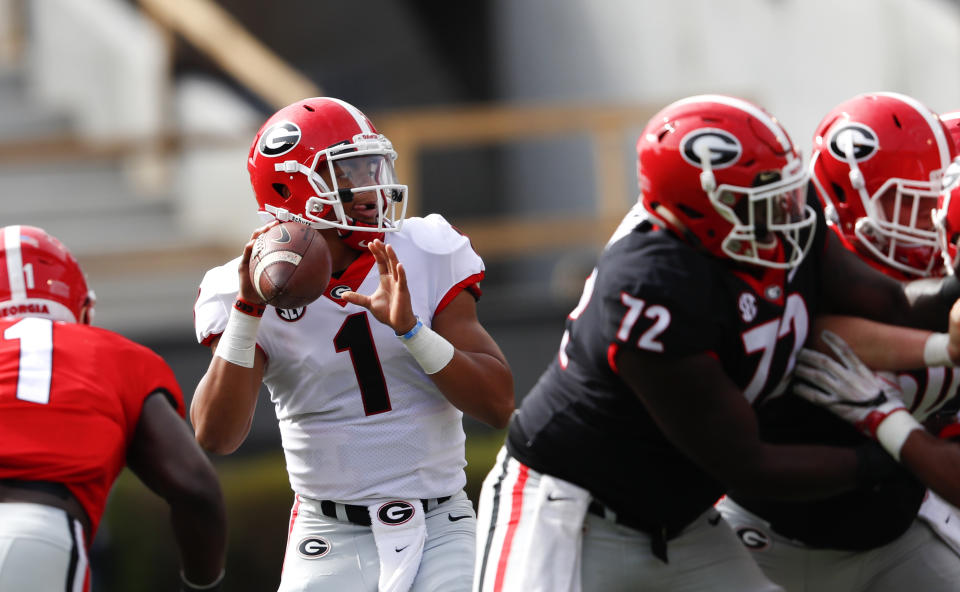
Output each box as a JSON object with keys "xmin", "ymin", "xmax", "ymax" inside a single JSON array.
[
  {"xmin": 334, "ymin": 313, "xmax": 392, "ymax": 415},
  {"xmin": 3, "ymin": 317, "xmax": 53, "ymax": 404}
]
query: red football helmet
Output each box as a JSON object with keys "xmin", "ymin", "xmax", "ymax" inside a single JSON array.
[
  {"xmin": 810, "ymin": 92, "xmax": 960, "ymax": 278},
  {"xmin": 247, "ymin": 97, "xmax": 408, "ymax": 250},
  {"xmin": 0, "ymin": 225, "xmax": 94, "ymax": 324},
  {"xmin": 637, "ymin": 95, "xmax": 815, "ymax": 269},
  {"xmin": 934, "ymin": 110, "xmax": 960, "ymax": 274}
]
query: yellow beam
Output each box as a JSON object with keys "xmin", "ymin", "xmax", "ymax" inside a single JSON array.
[{"xmin": 138, "ymin": 0, "xmax": 320, "ymax": 109}]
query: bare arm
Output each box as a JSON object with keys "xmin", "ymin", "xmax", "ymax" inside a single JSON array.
[
  {"xmin": 191, "ymin": 338, "xmax": 266, "ymax": 453},
  {"xmin": 811, "ymin": 294, "xmax": 960, "ymax": 371},
  {"xmin": 127, "ymin": 393, "xmax": 227, "ymax": 586},
  {"xmin": 898, "ymin": 431, "xmax": 960, "ymax": 507},
  {"xmin": 428, "ymin": 290, "xmax": 515, "ymax": 428},
  {"xmin": 617, "ymin": 347, "xmax": 863, "ymax": 500},
  {"xmin": 191, "ymin": 224, "xmax": 271, "ymax": 454},
  {"xmin": 342, "ymin": 239, "xmax": 515, "ymax": 428},
  {"xmin": 810, "ymin": 315, "xmax": 934, "ymax": 370}
]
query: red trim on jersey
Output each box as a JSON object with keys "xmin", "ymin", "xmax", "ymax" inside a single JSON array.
[
  {"xmin": 607, "ymin": 343, "xmax": 620, "ymax": 374},
  {"xmin": 281, "ymin": 495, "xmax": 302, "ymax": 576},
  {"xmin": 323, "ymin": 251, "xmax": 376, "ymax": 307},
  {"xmin": 435, "ymin": 272, "xmax": 485, "ymax": 318},
  {"xmin": 493, "ymin": 462, "xmax": 529, "ymax": 592}
]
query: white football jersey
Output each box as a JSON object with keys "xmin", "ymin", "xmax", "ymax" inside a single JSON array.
[{"xmin": 195, "ymin": 214, "xmax": 484, "ymax": 503}]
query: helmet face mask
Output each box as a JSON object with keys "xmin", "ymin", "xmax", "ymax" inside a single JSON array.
[
  {"xmin": 638, "ymin": 95, "xmax": 816, "ymax": 270},
  {"xmin": 716, "ymin": 165, "xmax": 813, "ymax": 268},
  {"xmin": 304, "ymin": 142, "xmax": 406, "ymax": 233},
  {"xmin": 933, "ymin": 111, "xmax": 960, "ymax": 274},
  {"xmin": 811, "ymin": 92, "xmax": 959, "ymax": 278},
  {"xmin": 0, "ymin": 225, "xmax": 94, "ymax": 324},
  {"xmin": 248, "ymin": 98, "xmax": 408, "ymax": 245}
]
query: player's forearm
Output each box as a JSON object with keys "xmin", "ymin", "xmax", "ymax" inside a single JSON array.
[
  {"xmin": 431, "ymin": 351, "xmax": 515, "ymax": 428},
  {"xmin": 898, "ymin": 430, "xmax": 960, "ymax": 508},
  {"xmin": 725, "ymin": 443, "xmax": 862, "ymax": 500},
  {"xmin": 191, "ymin": 359, "xmax": 260, "ymax": 454},
  {"xmin": 811, "ymin": 315, "xmax": 933, "ymax": 371}
]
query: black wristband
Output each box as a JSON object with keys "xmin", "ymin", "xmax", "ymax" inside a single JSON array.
[{"xmin": 854, "ymin": 441, "xmax": 901, "ymax": 490}]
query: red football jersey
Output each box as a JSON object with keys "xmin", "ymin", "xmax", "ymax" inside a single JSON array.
[{"xmin": 0, "ymin": 317, "xmax": 184, "ymax": 538}]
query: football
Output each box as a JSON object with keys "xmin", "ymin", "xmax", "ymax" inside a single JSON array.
[{"xmin": 249, "ymin": 222, "xmax": 332, "ymax": 310}]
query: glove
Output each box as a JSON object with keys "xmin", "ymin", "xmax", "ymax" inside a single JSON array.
[{"xmin": 793, "ymin": 329, "xmax": 907, "ymax": 437}]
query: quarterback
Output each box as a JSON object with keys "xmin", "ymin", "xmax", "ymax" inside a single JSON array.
[{"xmin": 191, "ymin": 97, "xmax": 514, "ymax": 592}]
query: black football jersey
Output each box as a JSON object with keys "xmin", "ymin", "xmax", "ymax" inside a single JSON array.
[{"xmin": 508, "ymin": 202, "xmax": 827, "ymax": 532}]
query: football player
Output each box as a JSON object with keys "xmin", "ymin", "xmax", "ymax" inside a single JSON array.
[
  {"xmin": 0, "ymin": 225, "xmax": 226, "ymax": 592},
  {"xmin": 473, "ymin": 94, "xmax": 960, "ymax": 592},
  {"xmin": 717, "ymin": 92, "xmax": 960, "ymax": 592},
  {"xmin": 190, "ymin": 97, "xmax": 514, "ymax": 592}
]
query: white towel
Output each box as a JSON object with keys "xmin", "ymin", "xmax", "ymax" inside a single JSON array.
[
  {"xmin": 517, "ymin": 474, "xmax": 590, "ymax": 592},
  {"xmin": 368, "ymin": 499, "xmax": 427, "ymax": 592},
  {"xmin": 918, "ymin": 491, "xmax": 960, "ymax": 556}
]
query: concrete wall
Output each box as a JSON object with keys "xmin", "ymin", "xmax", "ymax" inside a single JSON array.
[{"xmin": 493, "ymin": 0, "xmax": 960, "ymax": 159}]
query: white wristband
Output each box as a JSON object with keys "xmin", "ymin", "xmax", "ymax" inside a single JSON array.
[
  {"xmin": 214, "ymin": 308, "xmax": 262, "ymax": 368},
  {"xmin": 923, "ymin": 332, "xmax": 955, "ymax": 367},
  {"xmin": 875, "ymin": 409, "xmax": 923, "ymax": 461},
  {"xmin": 399, "ymin": 320, "xmax": 455, "ymax": 374}
]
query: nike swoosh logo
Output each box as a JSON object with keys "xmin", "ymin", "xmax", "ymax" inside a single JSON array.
[
  {"xmin": 447, "ymin": 514, "xmax": 471, "ymax": 522},
  {"xmin": 273, "ymin": 224, "xmax": 291, "ymax": 244},
  {"xmin": 395, "ymin": 545, "xmax": 409, "ymax": 553},
  {"xmin": 546, "ymin": 494, "xmax": 572, "ymax": 502}
]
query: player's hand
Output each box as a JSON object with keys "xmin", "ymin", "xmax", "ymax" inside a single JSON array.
[
  {"xmin": 340, "ymin": 239, "xmax": 417, "ymax": 334},
  {"xmin": 793, "ymin": 330, "xmax": 908, "ymax": 438},
  {"xmin": 236, "ymin": 221, "xmax": 279, "ymax": 305}
]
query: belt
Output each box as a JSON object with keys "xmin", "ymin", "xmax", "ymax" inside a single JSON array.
[
  {"xmin": 587, "ymin": 500, "xmax": 683, "ymax": 563},
  {"xmin": 319, "ymin": 496, "xmax": 451, "ymax": 526},
  {"xmin": 0, "ymin": 479, "xmax": 91, "ymax": 535}
]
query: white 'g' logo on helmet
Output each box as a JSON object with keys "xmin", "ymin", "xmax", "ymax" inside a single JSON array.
[
  {"xmin": 680, "ymin": 129, "xmax": 742, "ymax": 169},
  {"xmin": 828, "ymin": 124, "xmax": 878, "ymax": 162},
  {"xmin": 259, "ymin": 121, "xmax": 301, "ymax": 157}
]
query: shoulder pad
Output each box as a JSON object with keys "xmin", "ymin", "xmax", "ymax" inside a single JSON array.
[{"xmin": 397, "ymin": 214, "xmax": 472, "ymax": 256}]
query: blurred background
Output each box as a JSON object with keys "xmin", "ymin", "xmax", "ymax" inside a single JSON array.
[{"xmin": 2, "ymin": 0, "xmax": 960, "ymax": 589}]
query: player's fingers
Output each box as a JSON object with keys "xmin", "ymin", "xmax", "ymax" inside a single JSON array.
[
  {"xmin": 251, "ymin": 219, "xmax": 279, "ymax": 239},
  {"xmin": 792, "ymin": 382, "xmax": 834, "ymax": 407},
  {"xmin": 384, "ymin": 244, "xmax": 401, "ymax": 280},
  {"xmin": 369, "ymin": 241, "xmax": 390, "ymax": 277},
  {"xmin": 796, "ymin": 347, "xmax": 832, "ymax": 368},
  {"xmin": 396, "ymin": 262, "xmax": 409, "ymax": 292},
  {"xmin": 340, "ymin": 290, "xmax": 370, "ymax": 309},
  {"xmin": 820, "ymin": 330, "xmax": 870, "ymax": 378}
]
